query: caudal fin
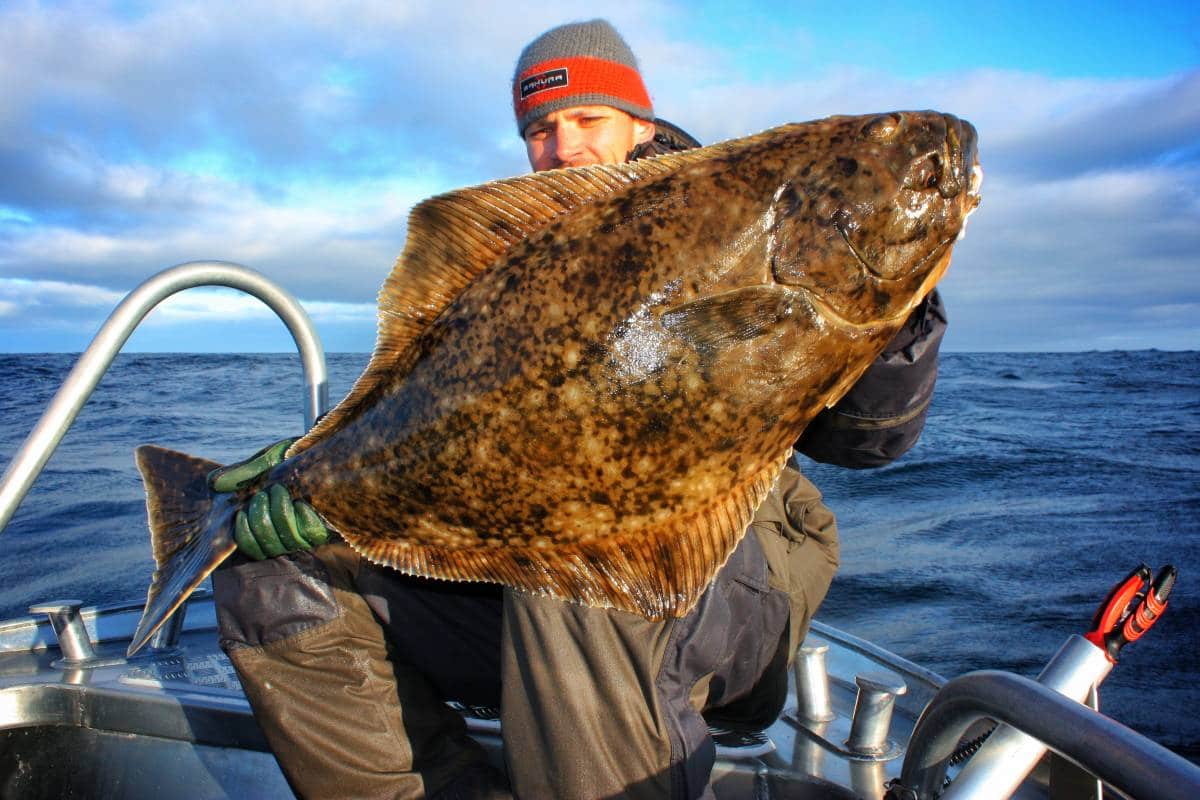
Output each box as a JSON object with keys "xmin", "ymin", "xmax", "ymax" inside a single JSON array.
[{"xmin": 128, "ymin": 444, "xmax": 237, "ymax": 656}]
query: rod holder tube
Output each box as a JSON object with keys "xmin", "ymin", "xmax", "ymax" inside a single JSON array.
[
  {"xmin": 29, "ymin": 599, "xmax": 96, "ymax": 663},
  {"xmin": 846, "ymin": 671, "xmax": 907, "ymax": 756},
  {"xmin": 794, "ymin": 639, "xmax": 836, "ymax": 722},
  {"xmin": 150, "ymin": 599, "xmax": 188, "ymax": 650}
]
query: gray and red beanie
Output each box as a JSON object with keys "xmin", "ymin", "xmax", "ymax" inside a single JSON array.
[{"xmin": 512, "ymin": 19, "xmax": 654, "ymax": 136}]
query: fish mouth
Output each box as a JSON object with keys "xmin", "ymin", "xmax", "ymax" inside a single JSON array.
[
  {"xmin": 833, "ymin": 210, "xmax": 959, "ymax": 284},
  {"xmin": 811, "ymin": 229, "xmax": 958, "ymax": 333},
  {"xmin": 805, "ymin": 288, "xmax": 880, "ymax": 332},
  {"xmin": 934, "ymin": 112, "xmax": 981, "ymax": 200},
  {"xmin": 834, "ymin": 213, "xmax": 962, "ymax": 284}
]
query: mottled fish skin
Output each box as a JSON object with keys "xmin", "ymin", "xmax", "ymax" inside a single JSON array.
[{"xmin": 246, "ymin": 112, "xmax": 980, "ymax": 617}]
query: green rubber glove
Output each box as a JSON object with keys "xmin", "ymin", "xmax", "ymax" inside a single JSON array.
[
  {"xmin": 207, "ymin": 438, "xmax": 296, "ymax": 493},
  {"xmin": 232, "ymin": 483, "xmax": 330, "ymax": 560},
  {"xmin": 208, "ymin": 438, "xmax": 330, "ymax": 560}
]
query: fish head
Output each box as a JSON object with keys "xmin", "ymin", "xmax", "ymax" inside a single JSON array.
[{"xmin": 769, "ymin": 111, "xmax": 982, "ymax": 325}]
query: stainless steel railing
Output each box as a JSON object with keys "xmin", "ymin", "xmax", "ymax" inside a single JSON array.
[
  {"xmin": 897, "ymin": 669, "xmax": 1200, "ymax": 800},
  {"xmin": 0, "ymin": 261, "xmax": 328, "ymax": 534}
]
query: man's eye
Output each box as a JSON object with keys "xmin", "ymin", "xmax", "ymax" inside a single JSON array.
[{"xmin": 526, "ymin": 129, "xmax": 549, "ymax": 141}]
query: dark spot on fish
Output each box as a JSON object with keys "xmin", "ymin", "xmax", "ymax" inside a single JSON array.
[
  {"xmin": 616, "ymin": 243, "xmax": 640, "ymax": 275},
  {"xmin": 411, "ymin": 484, "xmax": 435, "ymax": 504},
  {"xmin": 837, "ymin": 157, "xmax": 858, "ymax": 176},
  {"xmin": 715, "ymin": 436, "xmax": 737, "ymax": 451},
  {"xmin": 548, "ymin": 372, "xmax": 565, "ymax": 388},
  {"xmin": 528, "ymin": 504, "xmax": 548, "ymax": 521},
  {"xmin": 638, "ymin": 411, "xmax": 671, "ymax": 441},
  {"xmin": 590, "ymin": 490, "xmax": 611, "ymax": 506}
]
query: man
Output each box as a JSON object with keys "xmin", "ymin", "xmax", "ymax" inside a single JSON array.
[{"xmin": 214, "ymin": 19, "xmax": 945, "ymax": 800}]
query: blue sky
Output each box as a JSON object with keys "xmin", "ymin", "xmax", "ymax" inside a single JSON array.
[{"xmin": 1, "ymin": 0, "xmax": 1197, "ymax": 352}]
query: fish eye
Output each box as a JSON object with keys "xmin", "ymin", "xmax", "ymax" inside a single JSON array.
[
  {"xmin": 861, "ymin": 113, "xmax": 902, "ymax": 142},
  {"xmin": 904, "ymin": 157, "xmax": 940, "ymax": 191}
]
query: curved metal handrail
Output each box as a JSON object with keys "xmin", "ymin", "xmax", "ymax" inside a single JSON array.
[
  {"xmin": 899, "ymin": 670, "xmax": 1200, "ymax": 800},
  {"xmin": 0, "ymin": 261, "xmax": 328, "ymax": 534}
]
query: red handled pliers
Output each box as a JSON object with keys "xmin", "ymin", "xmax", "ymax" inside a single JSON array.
[{"xmin": 1084, "ymin": 563, "xmax": 1176, "ymax": 662}]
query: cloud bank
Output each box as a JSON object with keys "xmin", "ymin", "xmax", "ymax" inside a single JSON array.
[{"xmin": 0, "ymin": 1, "xmax": 1196, "ymax": 352}]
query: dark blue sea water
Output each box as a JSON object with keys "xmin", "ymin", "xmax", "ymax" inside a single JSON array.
[{"xmin": 1, "ymin": 351, "xmax": 1197, "ymax": 762}]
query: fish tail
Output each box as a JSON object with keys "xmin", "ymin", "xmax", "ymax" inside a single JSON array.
[{"xmin": 128, "ymin": 444, "xmax": 237, "ymax": 657}]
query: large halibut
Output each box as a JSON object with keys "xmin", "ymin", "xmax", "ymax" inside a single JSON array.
[{"xmin": 130, "ymin": 111, "xmax": 981, "ymax": 655}]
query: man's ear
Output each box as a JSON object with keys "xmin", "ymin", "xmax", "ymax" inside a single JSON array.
[{"xmin": 633, "ymin": 118, "xmax": 656, "ymax": 146}]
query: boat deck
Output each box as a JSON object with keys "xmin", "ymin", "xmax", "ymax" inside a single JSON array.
[{"xmin": 0, "ymin": 591, "xmax": 946, "ymax": 799}]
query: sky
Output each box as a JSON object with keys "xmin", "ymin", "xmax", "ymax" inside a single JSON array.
[{"xmin": 0, "ymin": 0, "xmax": 1197, "ymax": 353}]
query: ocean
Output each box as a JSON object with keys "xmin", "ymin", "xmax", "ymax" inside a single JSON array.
[{"xmin": 1, "ymin": 350, "xmax": 1197, "ymax": 762}]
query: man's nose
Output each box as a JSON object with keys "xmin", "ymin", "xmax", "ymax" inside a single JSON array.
[{"xmin": 554, "ymin": 125, "xmax": 584, "ymax": 163}]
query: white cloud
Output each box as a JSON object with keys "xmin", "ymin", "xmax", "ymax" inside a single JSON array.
[
  {"xmin": 151, "ymin": 290, "xmax": 376, "ymax": 325},
  {"xmin": 0, "ymin": 3, "xmax": 1196, "ymax": 351},
  {"xmin": 304, "ymin": 300, "xmax": 379, "ymax": 324},
  {"xmin": 1132, "ymin": 303, "xmax": 1200, "ymax": 320},
  {"xmin": 0, "ymin": 152, "xmax": 441, "ymax": 304},
  {"xmin": 0, "ymin": 277, "xmax": 124, "ymax": 309},
  {"xmin": 0, "ymin": 276, "xmax": 126, "ymax": 335},
  {"xmin": 0, "ymin": 274, "xmax": 376, "ymax": 347},
  {"xmin": 945, "ymin": 163, "xmax": 1199, "ymax": 303}
]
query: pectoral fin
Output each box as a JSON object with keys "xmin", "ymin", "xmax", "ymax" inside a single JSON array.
[{"xmin": 661, "ymin": 286, "xmax": 797, "ymax": 353}]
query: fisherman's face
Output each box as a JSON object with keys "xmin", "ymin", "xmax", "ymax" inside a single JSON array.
[{"xmin": 524, "ymin": 105, "xmax": 656, "ymax": 172}]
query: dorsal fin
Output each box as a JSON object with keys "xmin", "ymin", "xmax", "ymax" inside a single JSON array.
[{"xmin": 287, "ymin": 145, "xmax": 717, "ymax": 455}]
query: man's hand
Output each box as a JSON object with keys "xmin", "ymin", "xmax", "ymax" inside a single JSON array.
[
  {"xmin": 208, "ymin": 438, "xmax": 330, "ymax": 560},
  {"xmin": 208, "ymin": 438, "xmax": 296, "ymax": 493},
  {"xmin": 233, "ymin": 483, "xmax": 330, "ymax": 560}
]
